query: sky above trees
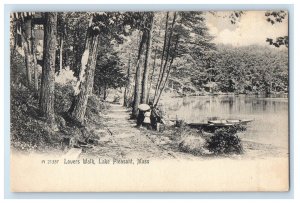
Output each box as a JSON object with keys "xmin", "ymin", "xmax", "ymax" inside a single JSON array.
[{"xmin": 205, "ymin": 11, "xmax": 288, "ymax": 47}]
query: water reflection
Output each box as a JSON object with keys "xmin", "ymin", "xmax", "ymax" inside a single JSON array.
[{"xmin": 160, "ymin": 95, "xmax": 288, "ymax": 148}]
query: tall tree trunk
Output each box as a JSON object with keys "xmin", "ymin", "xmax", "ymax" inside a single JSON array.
[
  {"xmin": 63, "ymin": 24, "xmax": 69, "ymax": 68},
  {"xmin": 21, "ymin": 18, "xmax": 33, "ymax": 87},
  {"xmin": 58, "ymin": 14, "xmax": 65, "ymax": 72},
  {"xmin": 154, "ymin": 35, "xmax": 179, "ymax": 107},
  {"xmin": 73, "ymin": 23, "xmax": 81, "ymax": 77},
  {"xmin": 132, "ymin": 31, "xmax": 147, "ymax": 118},
  {"xmin": 69, "ymin": 17, "xmax": 100, "ymax": 124},
  {"xmin": 59, "ymin": 37, "xmax": 64, "ymax": 72},
  {"xmin": 39, "ymin": 13, "xmax": 57, "ymax": 124},
  {"xmin": 31, "ymin": 24, "xmax": 38, "ymax": 91},
  {"xmin": 123, "ymin": 56, "xmax": 131, "ymax": 107},
  {"xmin": 154, "ymin": 12, "xmax": 177, "ymax": 105},
  {"xmin": 12, "ymin": 20, "xmax": 20, "ymax": 57},
  {"xmin": 64, "ymin": 47, "xmax": 70, "ymax": 68},
  {"xmin": 147, "ymin": 46, "xmax": 158, "ymax": 103},
  {"xmin": 154, "ymin": 12, "xmax": 169, "ymax": 100},
  {"xmin": 141, "ymin": 14, "xmax": 154, "ymax": 104},
  {"xmin": 103, "ymin": 85, "xmax": 107, "ymax": 101}
]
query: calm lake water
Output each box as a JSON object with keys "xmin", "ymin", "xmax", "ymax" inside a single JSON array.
[{"xmin": 160, "ymin": 95, "xmax": 288, "ymax": 149}]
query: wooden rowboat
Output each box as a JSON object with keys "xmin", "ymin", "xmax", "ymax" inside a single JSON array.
[{"xmin": 187, "ymin": 119, "xmax": 253, "ymax": 129}]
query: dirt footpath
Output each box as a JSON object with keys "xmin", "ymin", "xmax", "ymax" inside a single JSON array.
[{"xmin": 81, "ymin": 104, "xmax": 178, "ymax": 160}]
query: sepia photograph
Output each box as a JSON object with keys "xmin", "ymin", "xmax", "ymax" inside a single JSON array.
[{"xmin": 9, "ymin": 10, "xmax": 289, "ymax": 192}]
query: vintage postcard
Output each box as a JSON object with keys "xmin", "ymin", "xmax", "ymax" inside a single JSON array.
[{"xmin": 10, "ymin": 10, "xmax": 289, "ymax": 192}]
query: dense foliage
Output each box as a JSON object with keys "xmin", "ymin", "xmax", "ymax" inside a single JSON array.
[
  {"xmin": 172, "ymin": 44, "xmax": 288, "ymax": 95},
  {"xmin": 94, "ymin": 49, "xmax": 127, "ymax": 99}
]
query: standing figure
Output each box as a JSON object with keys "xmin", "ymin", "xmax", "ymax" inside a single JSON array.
[
  {"xmin": 149, "ymin": 102, "xmax": 161, "ymax": 131},
  {"xmin": 143, "ymin": 109, "xmax": 151, "ymax": 129},
  {"xmin": 136, "ymin": 109, "xmax": 145, "ymax": 128}
]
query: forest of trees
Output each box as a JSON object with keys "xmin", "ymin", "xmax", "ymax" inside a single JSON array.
[
  {"xmin": 10, "ymin": 11, "xmax": 288, "ymax": 149},
  {"xmin": 174, "ymin": 44, "xmax": 289, "ymax": 95}
]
